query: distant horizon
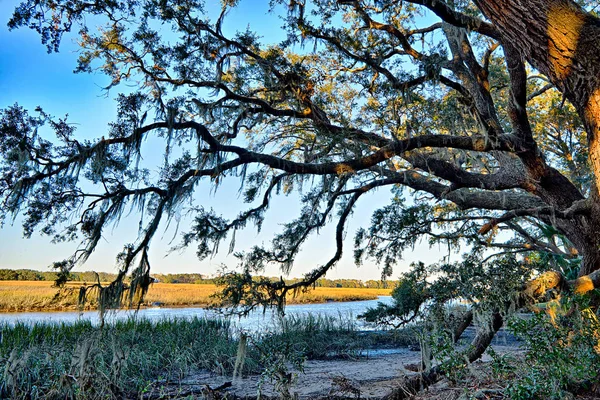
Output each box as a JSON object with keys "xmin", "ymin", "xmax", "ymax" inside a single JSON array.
[{"xmin": 0, "ymin": 267, "xmax": 399, "ymax": 282}]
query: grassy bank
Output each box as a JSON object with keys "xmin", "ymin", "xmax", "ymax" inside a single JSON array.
[
  {"xmin": 1, "ymin": 317, "xmax": 238, "ymax": 399},
  {"xmin": 0, "ymin": 315, "xmax": 410, "ymax": 399},
  {"xmin": 0, "ymin": 281, "xmax": 391, "ymax": 312}
]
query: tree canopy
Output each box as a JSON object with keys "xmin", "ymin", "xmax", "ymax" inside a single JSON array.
[
  {"xmin": 3, "ymin": 0, "xmax": 600, "ymax": 329},
  {"xmin": 6, "ymin": 0, "xmax": 600, "ymax": 395}
]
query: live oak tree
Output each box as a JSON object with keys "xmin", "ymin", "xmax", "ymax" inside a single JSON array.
[{"xmin": 3, "ymin": 0, "xmax": 600, "ymax": 394}]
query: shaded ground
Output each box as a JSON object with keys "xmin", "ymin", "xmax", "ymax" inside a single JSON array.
[{"xmin": 143, "ymin": 328, "xmax": 525, "ymax": 399}]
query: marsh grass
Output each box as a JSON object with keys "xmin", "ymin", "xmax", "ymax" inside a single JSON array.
[
  {"xmin": 282, "ymin": 286, "xmax": 391, "ymax": 304},
  {"xmin": 0, "ymin": 281, "xmax": 391, "ymax": 312},
  {"xmin": 265, "ymin": 313, "xmax": 364, "ymax": 359},
  {"xmin": 1, "ymin": 317, "xmax": 238, "ymax": 399},
  {"xmin": 0, "ymin": 314, "xmax": 399, "ymax": 399},
  {"xmin": 0, "ymin": 281, "xmax": 84, "ymax": 311}
]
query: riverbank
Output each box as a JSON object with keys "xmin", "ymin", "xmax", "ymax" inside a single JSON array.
[
  {"xmin": 0, "ymin": 314, "xmax": 415, "ymax": 399},
  {"xmin": 0, "ymin": 281, "xmax": 392, "ymax": 312},
  {"xmin": 183, "ymin": 343, "xmax": 524, "ymax": 399},
  {"xmin": 0, "ymin": 315, "xmax": 530, "ymax": 399}
]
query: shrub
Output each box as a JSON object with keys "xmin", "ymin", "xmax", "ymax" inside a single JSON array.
[{"xmin": 504, "ymin": 296, "xmax": 600, "ymax": 399}]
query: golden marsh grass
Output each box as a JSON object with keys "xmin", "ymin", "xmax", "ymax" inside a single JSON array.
[{"xmin": 0, "ymin": 281, "xmax": 392, "ymax": 312}]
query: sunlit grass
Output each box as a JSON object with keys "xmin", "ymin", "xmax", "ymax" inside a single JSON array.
[
  {"xmin": 0, "ymin": 281, "xmax": 82, "ymax": 311},
  {"xmin": 143, "ymin": 282, "xmax": 220, "ymax": 306},
  {"xmin": 286, "ymin": 286, "xmax": 391, "ymax": 303},
  {"xmin": 0, "ymin": 281, "xmax": 392, "ymax": 311}
]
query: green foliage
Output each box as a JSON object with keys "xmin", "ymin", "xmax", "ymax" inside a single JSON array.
[
  {"xmin": 504, "ymin": 299, "xmax": 600, "ymax": 400},
  {"xmin": 360, "ymin": 262, "xmax": 428, "ymax": 327},
  {"xmin": 253, "ymin": 331, "xmax": 307, "ymax": 399},
  {"xmin": 151, "ymin": 273, "xmax": 207, "ymax": 284},
  {"xmin": 428, "ymin": 329, "xmax": 469, "ymax": 383},
  {"xmin": 486, "ymin": 346, "xmax": 516, "ymax": 380},
  {"xmin": 3, "ymin": 5, "xmax": 600, "ymax": 397},
  {"xmin": 3, "ymin": 0, "xmax": 588, "ymax": 307},
  {"xmin": 0, "ymin": 269, "xmax": 123, "ymax": 283},
  {"xmin": 0, "ymin": 269, "xmax": 49, "ymax": 281},
  {"xmin": 361, "ymin": 254, "xmax": 532, "ymax": 329},
  {"xmin": 359, "ymin": 254, "xmax": 566, "ymax": 393}
]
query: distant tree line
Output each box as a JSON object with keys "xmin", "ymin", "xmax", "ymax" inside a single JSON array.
[
  {"xmin": 0, "ymin": 269, "xmax": 123, "ymax": 282},
  {"xmin": 154, "ymin": 273, "xmax": 210, "ymax": 284},
  {"xmin": 0, "ymin": 269, "xmax": 395, "ymax": 288},
  {"xmin": 296, "ymin": 278, "xmax": 393, "ymax": 289},
  {"xmin": 0, "ymin": 269, "xmax": 209, "ymax": 283}
]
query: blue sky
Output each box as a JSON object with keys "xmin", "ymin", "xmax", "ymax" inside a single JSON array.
[{"xmin": 0, "ymin": 0, "xmax": 447, "ymax": 280}]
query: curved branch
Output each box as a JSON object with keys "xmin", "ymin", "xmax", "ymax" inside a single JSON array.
[
  {"xmin": 375, "ymin": 168, "xmax": 545, "ymax": 210},
  {"xmin": 478, "ymin": 205, "xmax": 591, "ymax": 235},
  {"xmin": 284, "ymin": 189, "xmax": 365, "ymax": 294},
  {"xmin": 400, "ymin": 0, "xmax": 500, "ymax": 40},
  {"xmin": 406, "ymin": 153, "xmax": 525, "ymax": 191},
  {"xmin": 350, "ymin": 3, "xmax": 426, "ymax": 60},
  {"xmin": 504, "ymin": 43, "xmax": 535, "ymax": 148}
]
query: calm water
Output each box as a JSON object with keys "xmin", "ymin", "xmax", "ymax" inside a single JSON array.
[{"xmin": 0, "ymin": 296, "xmax": 393, "ymax": 332}]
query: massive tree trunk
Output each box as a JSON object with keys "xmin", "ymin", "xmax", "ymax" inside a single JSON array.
[
  {"xmin": 557, "ymin": 220, "xmax": 600, "ymax": 277},
  {"xmin": 475, "ymin": 0, "xmax": 600, "ymax": 276},
  {"xmin": 376, "ymin": 2, "xmax": 600, "ymax": 398},
  {"xmin": 475, "ymin": 0, "xmax": 600, "ymax": 192}
]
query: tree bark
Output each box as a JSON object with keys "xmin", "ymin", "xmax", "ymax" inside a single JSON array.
[
  {"xmin": 474, "ymin": 0, "xmax": 600, "ymax": 276},
  {"xmin": 474, "ymin": 1, "xmax": 600, "ymax": 189},
  {"xmin": 383, "ymin": 2, "xmax": 600, "ymax": 398},
  {"xmin": 385, "ymin": 311, "xmax": 501, "ymax": 400},
  {"xmin": 556, "ymin": 221, "xmax": 600, "ymax": 277}
]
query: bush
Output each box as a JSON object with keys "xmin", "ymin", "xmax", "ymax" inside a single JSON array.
[{"xmin": 504, "ymin": 297, "xmax": 600, "ymax": 399}]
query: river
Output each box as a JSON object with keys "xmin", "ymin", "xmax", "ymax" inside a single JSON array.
[{"xmin": 0, "ymin": 296, "xmax": 394, "ymax": 332}]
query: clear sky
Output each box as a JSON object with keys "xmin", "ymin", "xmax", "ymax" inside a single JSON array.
[{"xmin": 0, "ymin": 0, "xmax": 449, "ymax": 280}]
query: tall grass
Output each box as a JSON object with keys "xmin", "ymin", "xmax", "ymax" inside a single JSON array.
[
  {"xmin": 1, "ymin": 317, "xmax": 239, "ymax": 399},
  {"xmin": 0, "ymin": 281, "xmax": 391, "ymax": 312},
  {"xmin": 0, "ymin": 314, "xmax": 398, "ymax": 399},
  {"xmin": 0, "ymin": 281, "xmax": 83, "ymax": 311},
  {"xmin": 264, "ymin": 313, "xmax": 364, "ymax": 359}
]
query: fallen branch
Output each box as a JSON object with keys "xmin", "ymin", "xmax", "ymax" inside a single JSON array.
[
  {"xmin": 142, "ymin": 381, "xmax": 232, "ymax": 399},
  {"xmin": 385, "ymin": 267, "xmax": 600, "ymax": 399},
  {"xmin": 387, "ymin": 311, "xmax": 500, "ymax": 399}
]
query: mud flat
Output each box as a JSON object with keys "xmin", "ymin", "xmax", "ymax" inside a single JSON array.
[{"xmin": 146, "ymin": 338, "xmax": 524, "ymax": 399}]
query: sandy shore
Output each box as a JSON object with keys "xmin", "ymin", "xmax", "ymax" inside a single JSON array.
[{"xmin": 142, "ymin": 329, "xmax": 524, "ymax": 399}]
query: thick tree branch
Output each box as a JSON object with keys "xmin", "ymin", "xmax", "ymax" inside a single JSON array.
[
  {"xmin": 374, "ymin": 167, "xmax": 545, "ymax": 210},
  {"xmin": 401, "ymin": 0, "xmax": 500, "ymax": 40}
]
